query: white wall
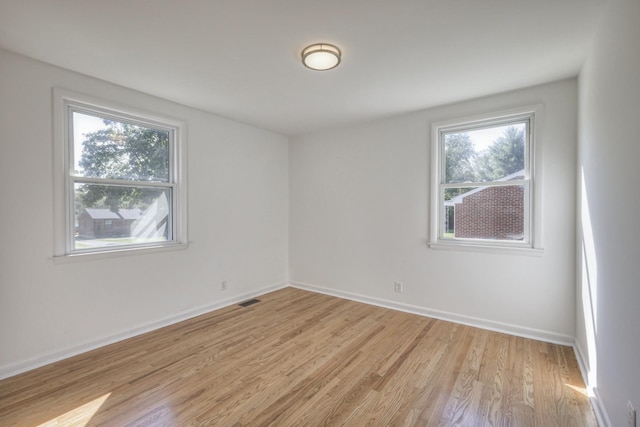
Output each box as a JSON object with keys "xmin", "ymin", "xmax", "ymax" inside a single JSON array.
[
  {"xmin": 577, "ymin": 0, "xmax": 640, "ymax": 424},
  {"xmin": 290, "ymin": 79, "xmax": 578, "ymax": 342},
  {"xmin": 0, "ymin": 50, "xmax": 289, "ymax": 377}
]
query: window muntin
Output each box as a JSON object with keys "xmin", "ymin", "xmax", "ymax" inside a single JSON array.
[
  {"xmin": 56, "ymin": 92, "xmax": 186, "ymax": 257},
  {"xmin": 433, "ymin": 112, "xmax": 535, "ymax": 249}
]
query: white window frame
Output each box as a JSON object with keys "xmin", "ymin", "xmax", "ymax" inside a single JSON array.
[
  {"xmin": 53, "ymin": 89, "xmax": 188, "ymax": 260},
  {"xmin": 429, "ymin": 105, "xmax": 543, "ymax": 255}
]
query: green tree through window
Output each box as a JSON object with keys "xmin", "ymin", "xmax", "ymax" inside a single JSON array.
[{"xmin": 75, "ymin": 116, "xmax": 170, "ymax": 213}]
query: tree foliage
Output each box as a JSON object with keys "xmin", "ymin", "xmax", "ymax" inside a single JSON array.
[
  {"xmin": 77, "ymin": 120, "xmax": 169, "ymax": 212},
  {"xmin": 474, "ymin": 126, "xmax": 525, "ymax": 181},
  {"xmin": 445, "ymin": 133, "xmax": 476, "ymax": 183},
  {"xmin": 443, "ymin": 125, "xmax": 525, "ymax": 200},
  {"xmin": 444, "ymin": 133, "xmax": 476, "ymax": 200}
]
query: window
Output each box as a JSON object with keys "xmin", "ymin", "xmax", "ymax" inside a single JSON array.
[
  {"xmin": 430, "ymin": 106, "xmax": 542, "ymax": 252},
  {"xmin": 54, "ymin": 89, "xmax": 187, "ymax": 257}
]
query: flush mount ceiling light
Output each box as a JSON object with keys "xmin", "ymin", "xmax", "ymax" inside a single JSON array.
[{"xmin": 301, "ymin": 43, "xmax": 341, "ymax": 71}]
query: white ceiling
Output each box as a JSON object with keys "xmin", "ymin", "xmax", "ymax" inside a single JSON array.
[{"xmin": 0, "ymin": 0, "xmax": 603, "ymax": 136}]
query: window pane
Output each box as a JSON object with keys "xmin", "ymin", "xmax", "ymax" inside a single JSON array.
[
  {"xmin": 444, "ymin": 122, "xmax": 526, "ymax": 183},
  {"xmin": 72, "ymin": 112, "xmax": 169, "ymax": 182},
  {"xmin": 74, "ymin": 184, "xmax": 172, "ymax": 250},
  {"xmin": 443, "ymin": 184, "xmax": 525, "ymax": 241}
]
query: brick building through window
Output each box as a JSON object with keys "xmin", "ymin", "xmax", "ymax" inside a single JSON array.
[{"xmin": 445, "ymin": 170, "xmax": 525, "ymax": 241}]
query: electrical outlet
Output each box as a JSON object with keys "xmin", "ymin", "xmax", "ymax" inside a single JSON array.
[
  {"xmin": 221, "ymin": 280, "xmax": 227, "ymax": 291},
  {"xmin": 394, "ymin": 281, "xmax": 403, "ymax": 293},
  {"xmin": 629, "ymin": 401, "xmax": 636, "ymax": 427}
]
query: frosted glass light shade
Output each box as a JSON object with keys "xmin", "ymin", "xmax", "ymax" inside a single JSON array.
[{"xmin": 301, "ymin": 43, "xmax": 341, "ymax": 71}]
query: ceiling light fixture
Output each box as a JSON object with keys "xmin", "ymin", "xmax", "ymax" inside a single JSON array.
[{"xmin": 301, "ymin": 43, "xmax": 341, "ymax": 71}]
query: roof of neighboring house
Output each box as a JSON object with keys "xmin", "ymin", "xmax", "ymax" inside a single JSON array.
[
  {"xmin": 82, "ymin": 208, "xmax": 142, "ymax": 220},
  {"xmin": 444, "ymin": 169, "xmax": 525, "ymax": 206},
  {"xmin": 118, "ymin": 209, "xmax": 143, "ymax": 220}
]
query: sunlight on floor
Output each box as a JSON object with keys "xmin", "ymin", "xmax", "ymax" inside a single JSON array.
[
  {"xmin": 565, "ymin": 383, "xmax": 588, "ymax": 397},
  {"xmin": 37, "ymin": 393, "xmax": 111, "ymax": 427}
]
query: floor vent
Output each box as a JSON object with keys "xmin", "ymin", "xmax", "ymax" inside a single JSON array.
[{"xmin": 238, "ymin": 298, "xmax": 261, "ymax": 307}]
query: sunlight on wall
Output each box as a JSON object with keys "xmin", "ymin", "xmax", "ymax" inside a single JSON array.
[
  {"xmin": 579, "ymin": 167, "xmax": 598, "ymax": 394},
  {"xmin": 37, "ymin": 393, "xmax": 111, "ymax": 427}
]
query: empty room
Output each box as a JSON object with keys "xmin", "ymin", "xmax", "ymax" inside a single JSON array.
[{"xmin": 0, "ymin": 0, "xmax": 638, "ymax": 426}]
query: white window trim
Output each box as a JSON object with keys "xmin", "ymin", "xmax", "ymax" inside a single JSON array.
[
  {"xmin": 52, "ymin": 88, "xmax": 188, "ymax": 261},
  {"xmin": 428, "ymin": 105, "xmax": 544, "ymax": 254}
]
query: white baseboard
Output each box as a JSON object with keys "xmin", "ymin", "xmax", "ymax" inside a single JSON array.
[
  {"xmin": 573, "ymin": 339, "xmax": 591, "ymax": 390},
  {"xmin": 590, "ymin": 387, "xmax": 611, "ymax": 427},
  {"xmin": 0, "ymin": 281, "xmax": 287, "ymax": 380},
  {"xmin": 573, "ymin": 340, "xmax": 611, "ymax": 427},
  {"xmin": 289, "ymin": 281, "xmax": 574, "ymax": 346}
]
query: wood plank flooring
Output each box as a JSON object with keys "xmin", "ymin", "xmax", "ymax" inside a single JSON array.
[{"xmin": 0, "ymin": 288, "xmax": 596, "ymax": 426}]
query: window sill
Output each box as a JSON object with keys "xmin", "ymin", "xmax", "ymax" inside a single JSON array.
[
  {"xmin": 51, "ymin": 242, "xmax": 190, "ymax": 264},
  {"xmin": 428, "ymin": 241, "xmax": 543, "ymax": 257}
]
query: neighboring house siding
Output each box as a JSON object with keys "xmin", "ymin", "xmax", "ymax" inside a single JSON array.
[
  {"xmin": 78, "ymin": 212, "xmax": 94, "ymax": 237},
  {"xmin": 77, "ymin": 208, "xmax": 141, "ymax": 238},
  {"xmin": 454, "ymin": 185, "xmax": 524, "ymax": 240}
]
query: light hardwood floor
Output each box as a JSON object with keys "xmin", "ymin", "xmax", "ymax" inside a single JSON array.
[{"xmin": 0, "ymin": 287, "xmax": 596, "ymax": 426}]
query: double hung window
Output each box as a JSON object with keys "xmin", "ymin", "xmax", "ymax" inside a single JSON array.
[
  {"xmin": 54, "ymin": 90, "xmax": 187, "ymax": 257},
  {"xmin": 430, "ymin": 106, "xmax": 542, "ymax": 252}
]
